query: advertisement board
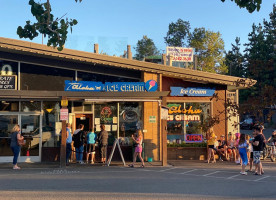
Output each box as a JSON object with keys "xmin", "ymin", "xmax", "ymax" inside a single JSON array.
[{"xmin": 166, "ymin": 47, "xmax": 193, "ymax": 62}]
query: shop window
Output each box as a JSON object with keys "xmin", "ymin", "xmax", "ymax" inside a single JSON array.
[
  {"xmin": 21, "ymin": 101, "xmax": 41, "ymax": 112},
  {"xmin": 77, "ymin": 71, "xmax": 139, "ymax": 83},
  {"xmin": 20, "ymin": 63, "xmax": 75, "ymax": 91},
  {"xmin": 119, "ymin": 102, "xmax": 142, "ymax": 146},
  {"xmin": 73, "ymin": 102, "xmax": 83, "ymax": 112},
  {"xmin": 94, "ymin": 103, "xmax": 117, "ymax": 145},
  {"xmin": 84, "ymin": 103, "xmax": 92, "ymax": 112},
  {"xmin": 42, "ymin": 101, "xmax": 61, "ymax": 147},
  {"xmin": 0, "ymin": 115, "xmax": 18, "ymax": 156},
  {"xmin": 0, "ymin": 101, "xmax": 19, "ymax": 112},
  {"xmin": 167, "ymin": 102, "xmax": 210, "ymax": 145}
]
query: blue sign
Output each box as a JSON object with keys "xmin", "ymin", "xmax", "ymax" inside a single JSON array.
[
  {"xmin": 145, "ymin": 80, "xmax": 158, "ymax": 92},
  {"xmin": 65, "ymin": 81, "xmax": 157, "ymax": 92},
  {"xmin": 170, "ymin": 87, "xmax": 215, "ymax": 97}
]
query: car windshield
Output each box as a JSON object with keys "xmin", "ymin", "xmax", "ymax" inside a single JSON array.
[{"xmin": 244, "ymin": 118, "xmax": 253, "ymax": 123}]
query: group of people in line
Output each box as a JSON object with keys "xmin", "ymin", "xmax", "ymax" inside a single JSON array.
[
  {"xmin": 66, "ymin": 123, "xmax": 108, "ymax": 166},
  {"xmin": 10, "ymin": 123, "xmax": 145, "ymax": 169},
  {"xmin": 207, "ymin": 125, "xmax": 276, "ymax": 175}
]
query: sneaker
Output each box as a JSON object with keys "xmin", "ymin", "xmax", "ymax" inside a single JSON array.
[
  {"xmin": 240, "ymin": 172, "xmax": 247, "ymax": 175},
  {"xmin": 13, "ymin": 166, "xmax": 21, "ymax": 170},
  {"xmin": 219, "ymin": 158, "xmax": 223, "ymax": 161},
  {"xmin": 79, "ymin": 161, "xmax": 85, "ymax": 164}
]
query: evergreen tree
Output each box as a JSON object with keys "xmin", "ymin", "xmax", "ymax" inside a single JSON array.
[
  {"xmin": 134, "ymin": 36, "xmax": 160, "ymax": 61},
  {"xmin": 225, "ymin": 37, "xmax": 245, "ymax": 77}
]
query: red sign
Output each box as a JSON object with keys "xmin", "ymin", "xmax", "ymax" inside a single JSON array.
[
  {"xmin": 185, "ymin": 134, "xmax": 203, "ymax": 143},
  {"xmin": 60, "ymin": 108, "xmax": 68, "ymax": 121}
]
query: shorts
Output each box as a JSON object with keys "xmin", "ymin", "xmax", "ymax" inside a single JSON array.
[
  {"xmin": 86, "ymin": 144, "xmax": 95, "ymax": 153},
  {"xmin": 208, "ymin": 145, "xmax": 217, "ymax": 152},
  {"xmin": 250, "ymin": 152, "xmax": 253, "ymax": 159},
  {"xmin": 100, "ymin": 144, "xmax": 107, "ymax": 159},
  {"xmin": 253, "ymin": 151, "xmax": 261, "ymax": 164}
]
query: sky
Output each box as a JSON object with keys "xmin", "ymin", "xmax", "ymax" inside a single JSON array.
[{"xmin": 0, "ymin": 0, "xmax": 275, "ymax": 56}]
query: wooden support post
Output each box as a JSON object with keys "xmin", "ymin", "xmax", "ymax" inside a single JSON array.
[
  {"xmin": 60, "ymin": 97, "xmax": 68, "ymax": 168},
  {"xmin": 162, "ymin": 54, "xmax": 166, "ymax": 66},
  {"xmin": 161, "ymin": 98, "xmax": 167, "ymax": 166}
]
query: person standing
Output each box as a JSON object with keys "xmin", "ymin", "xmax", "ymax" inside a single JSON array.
[
  {"xmin": 73, "ymin": 124, "xmax": 85, "ymax": 164},
  {"xmin": 129, "ymin": 130, "xmax": 145, "ymax": 168},
  {"xmin": 238, "ymin": 134, "xmax": 249, "ymax": 175},
  {"xmin": 66, "ymin": 123, "xmax": 72, "ymax": 166},
  {"xmin": 86, "ymin": 128, "xmax": 97, "ymax": 164},
  {"xmin": 252, "ymin": 125, "xmax": 264, "ymax": 175},
  {"xmin": 206, "ymin": 130, "xmax": 217, "ymax": 163},
  {"xmin": 98, "ymin": 124, "xmax": 108, "ymax": 164},
  {"xmin": 10, "ymin": 124, "xmax": 24, "ymax": 170}
]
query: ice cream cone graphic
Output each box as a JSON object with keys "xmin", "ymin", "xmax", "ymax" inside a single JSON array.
[{"xmin": 147, "ymin": 80, "xmax": 156, "ymax": 91}]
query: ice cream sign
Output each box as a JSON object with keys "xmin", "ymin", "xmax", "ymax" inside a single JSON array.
[
  {"xmin": 65, "ymin": 80, "xmax": 158, "ymax": 92},
  {"xmin": 170, "ymin": 87, "xmax": 215, "ymax": 97}
]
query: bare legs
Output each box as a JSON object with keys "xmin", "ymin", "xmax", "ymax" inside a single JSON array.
[{"xmin": 131, "ymin": 152, "xmax": 145, "ymax": 167}]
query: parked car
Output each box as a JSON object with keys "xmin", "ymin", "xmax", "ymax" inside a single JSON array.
[{"xmin": 240, "ymin": 118, "xmax": 255, "ymax": 129}]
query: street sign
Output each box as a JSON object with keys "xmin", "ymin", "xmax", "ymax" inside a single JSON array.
[{"xmin": 60, "ymin": 108, "xmax": 68, "ymax": 121}]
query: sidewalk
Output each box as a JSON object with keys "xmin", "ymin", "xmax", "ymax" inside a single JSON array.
[{"xmin": 0, "ymin": 160, "xmax": 275, "ymax": 170}]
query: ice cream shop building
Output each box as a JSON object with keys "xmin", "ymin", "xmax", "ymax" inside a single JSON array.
[{"xmin": 0, "ymin": 37, "xmax": 252, "ymax": 164}]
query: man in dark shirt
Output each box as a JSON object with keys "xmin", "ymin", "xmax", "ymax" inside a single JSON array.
[
  {"xmin": 253, "ymin": 125, "xmax": 264, "ymax": 175},
  {"xmin": 98, "ymin": 124, "xmax": 109, "ymax": 163}
]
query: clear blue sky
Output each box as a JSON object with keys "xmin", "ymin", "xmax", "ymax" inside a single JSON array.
[{"xmin": 1, "ymin": 0, "xmax": 275, "ymax": 56}]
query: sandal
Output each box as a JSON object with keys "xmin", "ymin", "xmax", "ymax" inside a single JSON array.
[
  {"xmin": 140, "ymin": 165, "xmax": 145, "ymax": 168},
  {"xmin": 13, "ymin": 166, "xmax": 21, "ymax": 170}
]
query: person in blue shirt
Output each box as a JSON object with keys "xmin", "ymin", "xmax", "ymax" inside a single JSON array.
[
  {"xmin": 86, "ymin": 128, "xmax": 97, "ymax": 164},
  {"xmin": 66, "ymin": 123, "xmax": 72, "ymax": 166}
]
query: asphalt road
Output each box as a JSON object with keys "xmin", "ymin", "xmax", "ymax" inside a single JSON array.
[{"xmin": 0, "ymin": 163, "xmax": 276, "ymax": 200}]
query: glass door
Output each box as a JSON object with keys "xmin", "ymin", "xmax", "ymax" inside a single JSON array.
[
  {"xmin": 0, "ymin": 115, "xmax": 18, "ymax": 162},
  {"xmin": 19, "ymin": 115, "xmax": 41, "ymax": 162}
]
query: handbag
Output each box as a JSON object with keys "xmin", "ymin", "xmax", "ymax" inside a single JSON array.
[{"xmin": 17, "ymin": 137, "xmax": 25, "ymax": 146}]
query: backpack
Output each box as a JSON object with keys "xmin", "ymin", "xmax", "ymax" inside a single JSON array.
[{"xmin": 73, "ymin": 130, "xmax": 83, "ymax": 147}]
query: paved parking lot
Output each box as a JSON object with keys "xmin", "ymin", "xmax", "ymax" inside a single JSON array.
[{"xmin": 0, "ymin": 161, "xmax": 276, "ymax": 200}]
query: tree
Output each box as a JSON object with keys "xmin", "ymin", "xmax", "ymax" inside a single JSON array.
[
  {"xmin": 240, "ymin": 4, "xmax": 276, "ymax": 121},
  {"xmin": 17, "ymin": 0, "xmax": 81, "ymax": 51},
  {"xmin": 189, "ymin": 28, "xmax": 228, "ymax": 74},
  {"xmin": 134, "ymin": 35, "xmax": 160, "ymax": 61},
  {"xmin": 221, "ymin": 0, "xmax": 262, "ymax": 13},
  {"xmin": 164, "ymin": 19, "xmax": 191, "ymax": 47},
  {"xmin": 225, "ymin": 37, "xmax": 246, "ymax": 77}
]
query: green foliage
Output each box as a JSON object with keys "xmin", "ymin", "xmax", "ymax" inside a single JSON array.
[
  {"xmin": 189, "ymin": 28, "xmax": 228, "ymax": 74},
  {"xmin": 239, "ymin": 4, "xmax": 276, "ymax": 118},
  {"xmin": 17, "ymin": 0, "xmax": 79, "ymax": 51},
  {"xmin": 221, "ymin": 0, "xmax": 262, "ymax": 13},
  {"xmin": 225, "ymin": 37, "xmax": 246, "ymax": 77},
  {"xmin": 164, "ymin": 19, "xmax": 191, "ymax": 47},
  {"xmin": 134, "ymin": 35, "xmax": 160, "ymax": 61}
]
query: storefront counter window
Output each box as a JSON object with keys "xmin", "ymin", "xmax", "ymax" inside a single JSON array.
[
  {"xmin": 167, "ymin": 102, "xmax": 210, "ymax": 145},
  {"xmin": 119, "ymin": 102, "xmax": 142, "ymax": 146},
  {"xmin": 94, "ymin": 103, "xmax": 117, "ymax": 145}
]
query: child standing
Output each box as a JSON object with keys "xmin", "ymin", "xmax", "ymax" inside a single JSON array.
[
  {"xmin": 86, "ymin": 128, "xmax": 97, "ymax": 164},
  {"xmin": 238, "ymin": 134, "xmax": 249, "ymax": 175}
]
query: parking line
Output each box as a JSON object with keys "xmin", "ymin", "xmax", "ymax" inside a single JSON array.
[
  {"xmin": 254, "ymin": 175, "xmax": 270, "ymax": 182},
  {"xmin": 180, "ymin": 169, "xmax": 198, "ymax": 174},
  {"xmin": 203, "ymin": 171, "xmax": 220, "ymax": 176},
  {"xmin": 159, "ymin": 167, "xmax": 176, "ymax": 172},
  {"xmin": 227, "ymin": 174, "xmax": 240, "ymax": 179}
]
